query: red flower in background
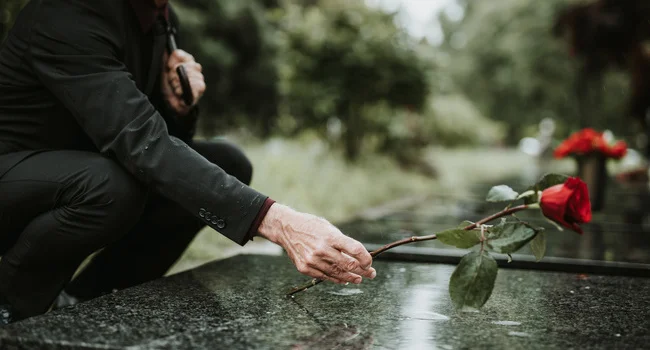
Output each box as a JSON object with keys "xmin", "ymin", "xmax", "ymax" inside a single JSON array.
[
  {"xmin": 606, "ymin": 142, "xmax": 627, "ymax": 159},
  {"xmin": 540, "ymin": 177, "xmax": 592, "ymax": 234},
  {"xmin": 553, "ymin": 128, "xmax": 627, "ymax": 159}
]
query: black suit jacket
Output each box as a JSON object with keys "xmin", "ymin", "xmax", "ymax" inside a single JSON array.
[{"xmin": 0, "ymin": 0, "xmax": 267, "ymax": 245}]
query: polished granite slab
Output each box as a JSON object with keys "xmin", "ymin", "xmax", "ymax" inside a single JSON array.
[{"xmin": 1, "ymin": 255, "xmax": 648, "ymax": 349}]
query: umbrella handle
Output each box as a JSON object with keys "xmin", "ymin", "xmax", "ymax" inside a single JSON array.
[{"xmin": 166, "ymin": 27, "xmax": 194, "ymax": 106}]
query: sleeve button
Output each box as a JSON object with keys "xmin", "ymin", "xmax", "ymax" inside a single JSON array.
[{"xmin": 216, "ymin": 219, "xmax": 226, "ymax": 229}]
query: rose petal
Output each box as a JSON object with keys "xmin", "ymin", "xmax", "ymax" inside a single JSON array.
[
  {"xmin": 566, "ymin": 179, "xmax": 591, "ymax": 223},
  {"xmin": 540, "ymin": 184, "xmax": 572, "ymax": 228}
]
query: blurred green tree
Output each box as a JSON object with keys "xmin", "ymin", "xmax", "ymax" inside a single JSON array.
[
  {"xmin": 436, "ymin": 0, "xmax": 630, "ymax": 143},
  {"xmin": 173, "ymin": 0, "xmax": 281, "ymax": 137},
  {"xmin": 1, "ymin": 0, "xmax": 29, "ymax": 42},
  {"xmin": 273, "ymin": 0, "xmax": 430, "ymax": 160}
]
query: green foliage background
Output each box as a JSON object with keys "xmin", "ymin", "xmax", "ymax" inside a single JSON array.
[
  {"xmin": 0, "ymin": 0, "xmax": 638, "ymax": 161},
  {"xmin": 0, "ymin": 0, "xmax": 28, "ymax": 42},
  {"xmin": 434, "ymin": 0, "xmax": 631, "ymax": 144}
]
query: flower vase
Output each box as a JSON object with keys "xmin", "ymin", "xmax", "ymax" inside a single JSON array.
[{"xmin": 576, "ymin": 154, "xmax": 607, "ymax": 212}]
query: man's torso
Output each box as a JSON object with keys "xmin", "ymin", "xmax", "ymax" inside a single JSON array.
[{"xmin": 0, "ymin": 0, "xmax": 173, "ymax": 155}]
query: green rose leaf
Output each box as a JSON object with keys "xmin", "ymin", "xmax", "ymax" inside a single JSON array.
[
  {"xmin": 486, "ymin": 185, "xmax": 519, "ymax": 202},
  {"xmin": 487, "ymin": 222, "xmax": 536, "ymax": 254},
  {"xmin": 449, "ymin": 251, "xmax": 498, "ymax": 310},
  {"xmin": 437, "ymin": 227, "xmax": 481, "ymax": 249},
  {"xmin": 523, "ymin": 173, "xmax": 570, "ymax": 204},
  {"xmin": 530, "ymin": 230, "xmax": 547, "ymax": 262},
  {"xmin": 485, "ymin": 219, "xmax": 507, "ymax": 240},
  {"xmin": 535, "ymin": 173, "xmax": 570, "ymax": 190}
]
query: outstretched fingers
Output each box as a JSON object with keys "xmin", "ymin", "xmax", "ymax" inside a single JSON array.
[
  {"xmin": 307, "ymin": 253, "xmax": 365, "ymax": 284},
  {"xmin": 295, "ymin": 242, "xmax": 376, "ymax": 284},
  {"xmin": 332, "ymin": 235, "xmax": 374, "ymax": 271},
  {"xmin": 294, "ymin": 260, "xmax": 345, "ymax": 285}
]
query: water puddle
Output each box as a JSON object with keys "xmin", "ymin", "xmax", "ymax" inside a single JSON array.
[
  {"xmin": 508, "ymin": 331, "xmax": 530, "ymax": 337},
  {"xmin": 328, "ymin": 288, "xmax": 364, "ymax": 296},
  {"xmin": 459, "ymin": 306, "xmax": 480, "ymax": 313},
  {"xmin": 407, "ymin": 311, "xmax": 450, "ymax": 321}
]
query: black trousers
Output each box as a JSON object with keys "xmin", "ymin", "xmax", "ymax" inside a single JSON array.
[{"xmin": 0, "ymin": 140, "xmax": 253, "ymax": 320}]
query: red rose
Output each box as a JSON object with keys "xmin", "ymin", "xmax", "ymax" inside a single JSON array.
[
  {"xmin": 605, "ymin": 141, "xmax": 627, "ymax": 159},
  {"xmin": 554, "ymin": 128, "xmax": 628, "ymax": 160},
  {"xmin": 581, "ymin": 128, "xmax": 600, "ymax": 140},
  {"xmin": 540, "ymin": 177, "xmax": 592, "ymax": 234}
]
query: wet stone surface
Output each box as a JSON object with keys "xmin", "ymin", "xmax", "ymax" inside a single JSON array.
[{"xmin": 1, "ymin": 254, "xmax": 649, "ymax": 349}]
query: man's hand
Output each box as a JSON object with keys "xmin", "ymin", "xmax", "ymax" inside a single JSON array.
[
  {"xmin": 258, "ymin": 203, "xmax": 377, "ymax": 284},
  {"xmin": 162, "ymin": 50, "xmax": 206, "ymax": 116}
]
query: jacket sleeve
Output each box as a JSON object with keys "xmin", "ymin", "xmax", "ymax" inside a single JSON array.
[
  {"xmin": 151, "ymin": 91, "xmax": 199, "ymax": 143},
  {"xmin": 26, "ymin": 0, "xmax": 266, "ymax": 245}
]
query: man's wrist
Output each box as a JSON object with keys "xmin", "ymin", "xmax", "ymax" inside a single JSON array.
[{"xmin": 258, "ymin": 202, "xmax": 291, "ymax": 243}]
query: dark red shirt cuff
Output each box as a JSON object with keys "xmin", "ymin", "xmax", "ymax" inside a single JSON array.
[{"xmin": 246, "ymin": 197, "xmax": 275, "ymax": 242}]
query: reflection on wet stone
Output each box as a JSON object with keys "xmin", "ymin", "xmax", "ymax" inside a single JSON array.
[{"xmin": 328, "ymin": 288, "xmax": 364, "ymax": 296}]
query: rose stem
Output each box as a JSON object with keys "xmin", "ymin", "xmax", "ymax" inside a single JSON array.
[{"xmin": 286, "ymin": 204, "xmax": 530, "ymax": 296}]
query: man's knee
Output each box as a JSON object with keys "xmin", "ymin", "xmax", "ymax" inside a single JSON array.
[
  {"xmin": 233, "ymin": 152, "xmax": 253, "ymax": 186},
  {"xmin": 193, "ymin": 140, "xmax": 254, "ymax": 185},
  {"xmin": 65, "ymin": 156, "xmax": 147, "ymax": 231}
]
